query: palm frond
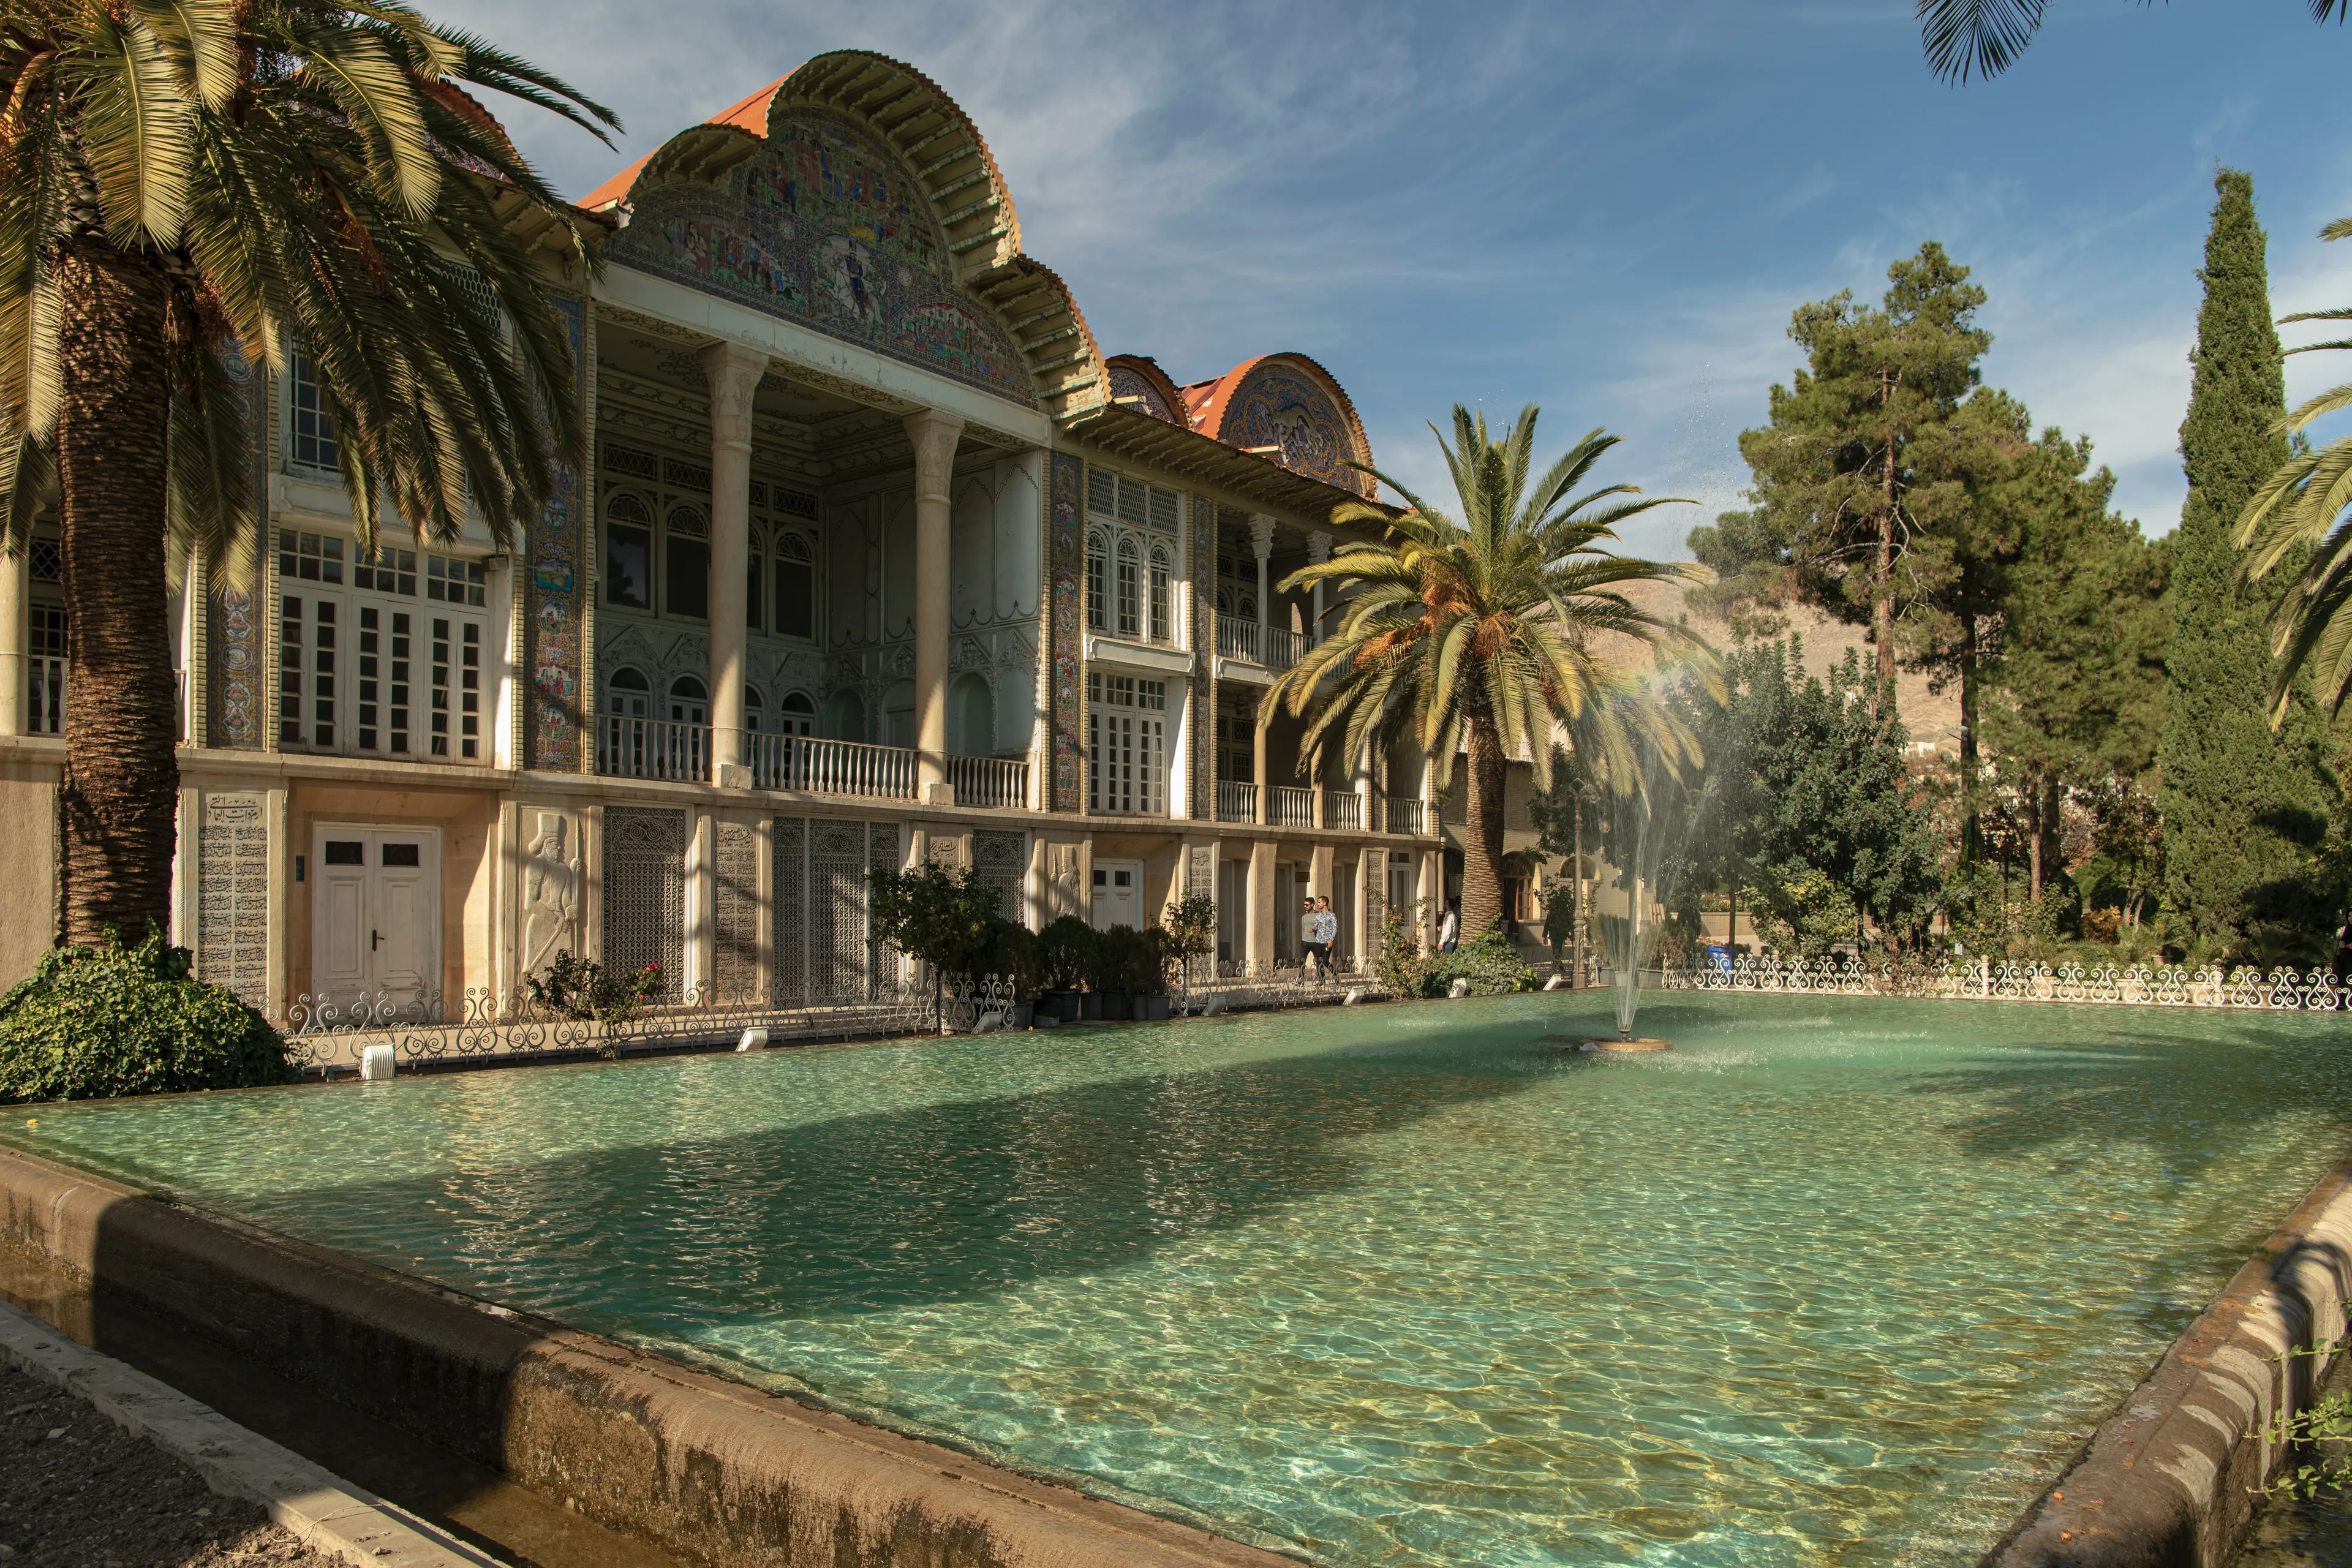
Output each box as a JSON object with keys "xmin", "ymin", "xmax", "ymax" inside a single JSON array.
[{"xmin": 1918, "ymin": 0, "xmax": 2048, "ymax": 83}]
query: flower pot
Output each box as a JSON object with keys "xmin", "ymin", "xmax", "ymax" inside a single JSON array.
[
  {"xmin": 1100, "ymin": 989, "xmax": 1133, "ymax": 1021},
  {"xmin": 1138, "ymin": 994, "xmax": 1170, "ymax": 1022},
  {"xmin": 1041, "ymin": 989, "xmax": 1083, "ymax": 1023},
  {"xmin": 1080, "ymin": 992, "xmax": 1103, "ymax": 1021},
  {"xmin": 1007, "ymin": 1002, "xmax": 1034, "ymax": 1030}
]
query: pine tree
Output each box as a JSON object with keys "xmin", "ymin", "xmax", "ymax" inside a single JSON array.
[{"xmin": 2160, "ymin": 169, "xmax": 2335, "ymax": 960}]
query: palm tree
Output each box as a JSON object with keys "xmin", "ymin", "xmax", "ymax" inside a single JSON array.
[
  {"xmin": 1264, "ymin": 405, "xmax": 1714, "ymax": 938},
  {"xmin": 2237, "ymin": 216, "xmax": 2352, "ymax": 720},
  {"xmin": 0, "ymin": 2, "xmax": 616, "ymax": 946},
  {"xmin": 1918, "ymin": 1, "xmax": 2348, "ymax": 82}
]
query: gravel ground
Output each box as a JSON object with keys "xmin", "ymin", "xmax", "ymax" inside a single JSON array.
[{"xmin": 0, "ymin": 1360, "xmax": 342, "ymax": 1568}]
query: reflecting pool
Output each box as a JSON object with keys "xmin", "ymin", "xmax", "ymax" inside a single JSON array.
[{"xmin": 10, "ymin": 993, "xmax": 2352, "ymax": 1567}]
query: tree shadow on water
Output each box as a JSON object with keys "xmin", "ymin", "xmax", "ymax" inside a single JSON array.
[{"xmin": 295, "ymin": 1051, "xmax": 1541, "ymax": 1324}]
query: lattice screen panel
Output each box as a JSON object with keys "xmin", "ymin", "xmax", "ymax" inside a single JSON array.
[
  {"xmin": 973, "ymin": 830, "xmax": 1027, "ymax": 922},
  {"xmin": 601, "ymin": 807, "xmax": 685, "ymax": 998},
  {"xmin": 869, "ymin": 823, "xmax": 901, "ymax": 996},
  {"xmin": 713, "ymin": 820, "xmax": 760, "ymax": 999},
  {"xmin": 771, "ymin": 816, "xmax": 806, "ymax": 1006}
]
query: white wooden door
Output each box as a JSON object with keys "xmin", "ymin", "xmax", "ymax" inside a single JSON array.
[
  {"xmin": 310, "ymin": 826, "xmax": 441, "ymax": 1017},
  {"xmin": 1090, "ymin": 860, "xmax": 1142, "ymax": 930}
]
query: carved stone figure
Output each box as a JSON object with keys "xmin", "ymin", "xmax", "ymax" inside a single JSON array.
[{"xmin": 521, "ymin": 812, "xmax": 581, "ymax": 974}]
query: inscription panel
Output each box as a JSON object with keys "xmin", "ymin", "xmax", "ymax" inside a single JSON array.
[{"xmin": 197, "ymin": 793, "xmax": 270, "ymax": 1009}]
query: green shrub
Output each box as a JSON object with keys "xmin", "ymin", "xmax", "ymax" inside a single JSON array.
[
  {"xmin": 1038, "ymin": 916, "xmax": 1097, "ymax": 990},
  {"xmin": 1093, "ymin": 924, "xmax": 1153, "ymax": 993},
  {"xmin": 979, "ymin": 918, "xmax": 1042, "ymax": 998},
  {"xmin": 1427, "ymin": 927, "xmax": 1539, "ymax": 997},
  {"xmin": 525, "ymin": 950, "xmax": 660, "ymax": 1023},
  {"xmin": 0, "ymin": 933, "xmax": 294, "ymax": 1104}
]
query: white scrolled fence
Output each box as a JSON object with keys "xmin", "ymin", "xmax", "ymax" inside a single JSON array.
[{"xmin": 1649, "ymin": 954, "xmax": 2352, "ymax": 1011}]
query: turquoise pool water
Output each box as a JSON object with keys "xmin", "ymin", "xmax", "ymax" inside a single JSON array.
[{"xmin": 9, "ymin": 993, "xmax": 2352, "ymax": 1567}]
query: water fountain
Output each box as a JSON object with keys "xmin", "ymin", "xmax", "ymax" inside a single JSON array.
[{"xmin": 1576, "ymin": 741, "xmax": 1698, "ymax": 1053}]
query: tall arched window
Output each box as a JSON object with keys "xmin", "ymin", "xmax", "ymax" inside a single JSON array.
[
  {"xmin": 780, "ymin": 691, "xmax": 816, "ymax": 737},
  {"xmin": 1115, "ymin": 537, "xmax": 1140, "ymax": 636},
  {"xmin": 1086, "ymin": 529, "xmax": 1108, "ymax": 631},
  {"xmin": 668, "ymin": 674, "xmax": 708, "ymax": 727},
  {"xmin": 774, "ymin": 532, "xmax": 815, "ymax": 641},
  {"xmin": 822, "ymin": 689, "xmax": 864, "ymax": 742},
  {"xmin": 665, "ymin": 505, "xmax": 709, "ymax": 619},
  {"xmin": 1148, "ymin": 544, "xmax": 1172, "ymax": 643},
  {"xmin": 743, "ymin": 684, "xmax": 765, "ymax": 734},
  {"xmin": 948, "ymin": 671, "xmax": 994, "ymax": 757},
  {"xmin": 606, "ymin": 665, "xmax": 650, "ymax": 717},
  {"xmin": 604, "ymin": 496, "xmax": 652, "ymax": 609}
]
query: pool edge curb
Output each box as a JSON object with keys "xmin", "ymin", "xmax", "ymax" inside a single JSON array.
[
  {"xmin": 1984, "ymin": 1151, "xmax": 2352, "ymax": 1568},
  {"xmin": 0, "ymin": 1143, "xmax": 1308, "ymax": 1568}
]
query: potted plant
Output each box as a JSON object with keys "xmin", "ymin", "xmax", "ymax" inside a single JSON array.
[
  {"xmin": 1135, "ymin": 926, "xmax": 1174, "ymax": 1022},
  {"xmin": 869, "ymin": 862, "xmax": 1000, "ymax": 1034},
  {"xmin": 1093, "ymin": 924, "xmax": 1140, "ymax": 1020},
  {"xmin": 1038, "ymin": 916, "xmax": 1096, "ymax": 1023}
]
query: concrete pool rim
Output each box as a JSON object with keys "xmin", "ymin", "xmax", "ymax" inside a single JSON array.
[{"xmin": 0, "ymin": 1142, "xmax": 1303, "ymax": 1568}]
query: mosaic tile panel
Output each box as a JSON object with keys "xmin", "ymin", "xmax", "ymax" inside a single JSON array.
[
  {"xmin": 713, "ymin": 820, "xmax": 760, "ymax": 998},
  {"xmin": 1223, "ymin": 363, "xmax": 1374, "ymax": 499},
  {"xmin": 195, "ymin": 793, "xmax": 269, "ymax": 1008},
  {"xmin": 205, "ymin": 353, "xmax": 268, "ymax": 749},
  {"xmin": 529, "ymin": 295, "xmax": 588, "ymax": 771},
  {"xmin": 600, "ymin": 806, "xmax": 684, "ymax": 1000},
  {"xmin": 1191, "ymin": 491, "xmax": 1215, "ymax": 820},
  {"xmin": 1049, "ymin": 453, "xmax": 1082, "ymax": 812},
  {"xmin": 605, "ymin": 108, "xmax": 1032, "ymax": 405}
]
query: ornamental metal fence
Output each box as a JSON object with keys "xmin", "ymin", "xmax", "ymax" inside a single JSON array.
[{"xmin": 1641, "ymin": 954, "xmax": 2352, "ymax": 1011}]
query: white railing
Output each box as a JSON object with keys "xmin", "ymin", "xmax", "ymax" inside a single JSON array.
[
  {"xmin": 1654, "ymin": 954, "xmax": 2352, "ymax": 1010},
  {"xmin": 598, "ymin": 715, "xmax": 708, "ymax": 782},
  {"xmin": 1385, "ymin": 797, "xmax": 1427, "ymax": 835},
  {"xmin": 1216, "ymin": 780, "xmax": 1258, "ymax": 823},
  {"xmin": 948, "ymin": 753, "xmax": 1030, "ymax": 809},
  {"xmin": 1215, "ymin": 614, "xmax": 1308, "ymax": 673},
  {"xmin": 29, "ymin": 655, "xmax": 62, "ymax": 735},
  {"xmin": 1325, "ymin": 791, "xmax": 1363, "ymax": 830},
  {"xmin": 749, "ymin": 733, "xmax": 918, "ymax": 800},
  {"xmin": 1270, "ymin": 785, "xmax": 1316, "ymax": 827}
]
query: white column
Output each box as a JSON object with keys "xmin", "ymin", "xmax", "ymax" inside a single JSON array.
[
  {"xmin": 1355, "ymin": 737, "xmax": 1373, "ymax": 833},
  {"xmin": 701, "ymin": 341, "xmax": 766, "ymax": 789},
  {"xmin": 0, "ymin": 543, "xmax": 24, "ymax": 735},
  {"xmin": 1307, "ymin": 530, "xmax": 1330, "ymax": 645},
  {"xmin": 904, "ymin": 409, "xmax": 965, "ymax": 805},
  {"xmin": 1248, "ymin": 513, "xmax": 1275, "ymax": 634}
]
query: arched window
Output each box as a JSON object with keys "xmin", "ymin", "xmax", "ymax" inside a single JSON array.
[
  {"xmin": 1116, "ymin": 538, "xmax": 1140, "ymax": 637},
  {"xmin": 606, "ymin": 665, "xmax": 650, "ymax": 717},
  {"xmin": 604, "ymin": 496, "xmax": 652, "ymax": 609},
  {"xmin": 665, "ymin": 504, "xmax": 709, "ymax": 619},
  {"xmin": 1148, "ymin": 544, "xmax": 1171, "ymax": 643},
  {"xmin": 774, "ymin": 532, "xmax": 815, "ymax": 641},
  {"xmin": 1086, "ymin": 529, "xmax": 1108, "ymax": 631},
  {"xmin": 948, "ymin": 671, "xmax": 994, "ymax": 757},
  {"xmin": 822, "ymin": 688, "xmax": 865, "ymax": 742},
  {"xmin": 668, "ymin": 674, "xmax": 708, "ymax": 727},
  {"xmin": 883, "ymin": 678, "xmax": 916, "ymax": 750},
  {"xmin": 743, "ymin": 684, "xmax": 764, "ymax": 734},
  {"xmin": 780, "ymin": 690, "xmax": 816, "ymax": 737}
]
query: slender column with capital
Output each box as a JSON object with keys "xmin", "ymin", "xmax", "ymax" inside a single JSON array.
[
  {"xmin": 904, "ymin": 408, "xmax": 965, "ymax": 805},
  {"xmin": 1248, "ymin": 513, "xmax": 1275, "ymax": 649},
  {"xmin": 0, "ymin": 543, "xmax": 24, "ymax": 736},
  {"xmin": 700, "ymin": 341, "xmax": 766, "ymax": 788},
  {"xmin": 1253, "ymin": 720, "xmax": 1268, "ymax": 826},
  {"xmin": 1306, "ymin": 530, "xmax": 1330, "ymax": 646}
]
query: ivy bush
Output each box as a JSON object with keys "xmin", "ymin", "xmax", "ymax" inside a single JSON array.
[{"xmin": 0, "ymin": 933, "xmax": 294, "ymax": 1104}]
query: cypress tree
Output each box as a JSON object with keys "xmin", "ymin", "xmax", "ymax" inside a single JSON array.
[{"xmin": 2160, "ymin": 169, "xmax": 2333, "ymax": 959}]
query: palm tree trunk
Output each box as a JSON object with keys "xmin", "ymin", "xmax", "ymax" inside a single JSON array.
[
  {"xmin": 53, "ymin": 236, "xmax": 176, "ymax": 948},
  {"xmin": 1461, "ymin": 720, "xmax": 1506, "ymax": 936}
]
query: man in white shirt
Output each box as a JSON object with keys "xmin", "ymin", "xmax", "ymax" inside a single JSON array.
[
  {"xmin": 1438, "ymin": 899, "xmax": 1460, "ymax": 953},
  {"xmin": 1308, "ymin": 896, "xmax": 1338, "ymax": 974}
]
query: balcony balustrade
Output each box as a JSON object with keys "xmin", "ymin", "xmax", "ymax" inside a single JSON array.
[
  {"xmin": 1270, "ymin": 785, "xmax": 1316, "ymax": 828},
  {"xmin": 598, "ymin": 715, "xmax": 709, "ymax": 783},
  {"xmin": 1385, "ymin": 796, "xmax": 1428, "ymax": 835},
  {"xmin": 1216, "ymin": 780, "xmax": 1258, "ymax": 824},
  {"xmin": 1214, "ymin": 614, "xmax": 1308, "ymax": 673},
  {"xmin": 1324, "ymin": 791, "xmax": 1363, "ymax": 830},
  {"xmin": 948, "ymin": 753, "xmax": 1030, "ymax": 810},
  {"xmin": 747, "ymin": 733, "xmax": 918, "ymax": 801}
]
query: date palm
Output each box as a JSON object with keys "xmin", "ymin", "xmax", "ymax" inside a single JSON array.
[
  {"xmin": 1265, "ymin": 405, "xmax": 1714, "ymax": 938},
  {"xmin": 0, "ymin": 1, "xmax": 616, "ymax": 946},
  {"xmin": 1918, "ymin": 0, "xmax": 2349, "ymax": 83}
]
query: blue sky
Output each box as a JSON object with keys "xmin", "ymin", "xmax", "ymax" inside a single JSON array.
[{"xmin": 434, "ymin": 0, "xmax": 2352, "ymax": 560}]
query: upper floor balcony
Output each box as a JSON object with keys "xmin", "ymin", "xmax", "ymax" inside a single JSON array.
[
  {"xmin": 1214, "ymin": 612, "xmax": 1308, "ymax": 677},
  {"xmin": 595, "ymin": 716, "xmax": 1031, "ymax": 810}
]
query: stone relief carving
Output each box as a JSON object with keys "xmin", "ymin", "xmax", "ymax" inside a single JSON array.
[{"xmin": 519, "ymin": 812, "xmax": 581, "ymax": 976}]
